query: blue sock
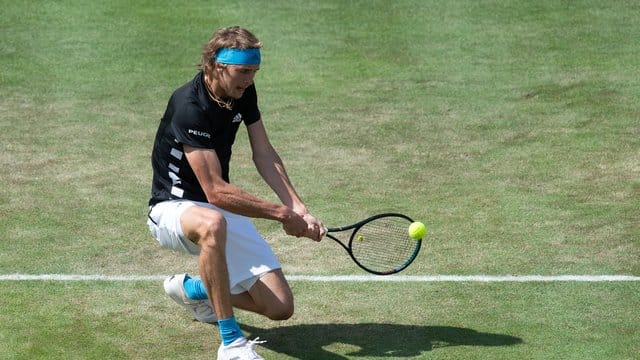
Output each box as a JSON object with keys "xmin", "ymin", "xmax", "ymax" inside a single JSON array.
[
  {"xmin": 218, "ymin": 316, "xmax": 244, "ymax": 345},
  {"xmin": 183, "ymin": 275, "xmax": 208, "ymax": 300}
]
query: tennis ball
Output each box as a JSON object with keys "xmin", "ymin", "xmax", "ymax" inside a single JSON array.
[{"xmin": 408, "ymin": 222, "xmax": 426, "ymax": 240}]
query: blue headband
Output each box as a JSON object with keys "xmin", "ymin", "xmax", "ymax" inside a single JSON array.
[{"xmin": 215, "ymin": 48, "xmax": 261, "ymax": 65}]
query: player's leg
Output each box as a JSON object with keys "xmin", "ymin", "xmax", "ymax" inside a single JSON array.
[
  {"xmin": 180, "ymin": 205, "xmax": 234, "ymax": 321},
  {"xmin": 151, "ymin": 201, "xmax": 263, "ymax": 358},
  {"xmin": 153, "ymin": 200, "xmax": 293, "ymax": 319},
  {"xmin": 180, "ymin": 205, "xmax": 266, "ymax": 359},
  {"xmin": 180, "ymin": 205, "xmax": 253, "ymax": 348},
  {"xmin": 230, "ymin": 269, "xmax": 294, "ymax": 320},
  {"xmin": 149, "ymin": 201, "xmax": 218, "ymax": 323},
  {"xmin": 222, "ymin": 211, "xmax": 294, "ymax": 320}
]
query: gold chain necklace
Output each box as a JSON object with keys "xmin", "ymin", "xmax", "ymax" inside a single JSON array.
[{"xmin": 204, "ymin": 75, "xmax": 234, "ymax": 110}]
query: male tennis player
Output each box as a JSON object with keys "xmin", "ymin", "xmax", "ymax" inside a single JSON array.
[{"xmin": 147, "ymin": 26, "xmax": 324, "ymax": 359}]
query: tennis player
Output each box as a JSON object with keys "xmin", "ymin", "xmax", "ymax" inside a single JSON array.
[{"xmin": 147, "ymin": 26, "xmax": 324, "ymax": 359}]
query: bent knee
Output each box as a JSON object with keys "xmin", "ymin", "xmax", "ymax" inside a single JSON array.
[
  {"xmin": 264, "ymin": 302, "xmax": 294, "ymax": 321},
  {"xmin": 182, "ymin": 208, "xmax": 227, "ymax": 246},
  {"xmin": 199, "ymin": 211, "xmax": 226, "ymax": 236}
]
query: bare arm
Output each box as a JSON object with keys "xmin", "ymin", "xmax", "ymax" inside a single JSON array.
[
  {"xmin": 183, "ymin": 144, "xmax": 309, "ymax": 237},
  {"xmin": 247, "ymin": 120, "xmax": 307, "ymax": 214},
  {"xmin": 247, "ymin": 120, "xmax": 324, "ymax": 240}
]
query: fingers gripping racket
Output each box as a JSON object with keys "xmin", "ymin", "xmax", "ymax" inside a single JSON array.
[{"xmin": 324, "ymin": 213, "xmax": 422, "ymax": 275}]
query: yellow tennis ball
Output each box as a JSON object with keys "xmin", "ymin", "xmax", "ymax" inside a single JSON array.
[{"xmin": 408, "ymin": 222, "xmax": 426, "ymax": 240}]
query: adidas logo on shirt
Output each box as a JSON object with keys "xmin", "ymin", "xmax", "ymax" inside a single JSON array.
[{"xmin": 232, "ymin": 113, "xmax": 243, "ymax": 123}]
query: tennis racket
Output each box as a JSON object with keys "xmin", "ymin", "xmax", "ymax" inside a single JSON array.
[{"xmin": 324, "ymin": 213, "xmax": 422, "ymax": 275}]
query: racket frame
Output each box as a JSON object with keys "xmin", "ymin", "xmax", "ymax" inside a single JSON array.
[{"xmin": 325, "ymin": 213, "xmax": 422, "ymax": 275}]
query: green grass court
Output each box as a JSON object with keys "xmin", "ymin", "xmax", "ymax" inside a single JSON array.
[{"xmin": 1, "ymin": 0, "xmax": 638, "ymax": 359}]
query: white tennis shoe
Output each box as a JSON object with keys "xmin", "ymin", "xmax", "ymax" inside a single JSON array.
[
  {"xmin": 217, "ymin": 337, "xmax": 266, "ymax": 360},
  {"xmin": 163, "ymin": 273, "xmax": 217, "ymax": 323}
]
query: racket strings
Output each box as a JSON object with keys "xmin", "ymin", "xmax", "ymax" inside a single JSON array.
[{"xmin": 351, "ymin": 218, "xmax": 419, "ymax": 273}]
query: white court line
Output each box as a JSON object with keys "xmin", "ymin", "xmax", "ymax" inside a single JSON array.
[
  {"xmin": 0, "ymin": 274, "xmax": 638, "ymax": 282},
  {"xmin": 289, "ymin": 275, "xmax": 640, "ymax": 282},
  {"xmin": 0, "ymin": 274, "xmax": 166, "ymax": 281}
]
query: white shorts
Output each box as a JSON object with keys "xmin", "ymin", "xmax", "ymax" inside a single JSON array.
[{"xmin": 147, "ymin": 200, "xmax": 281, "ymax": 294}]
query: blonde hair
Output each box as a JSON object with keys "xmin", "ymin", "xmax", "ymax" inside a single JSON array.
[{"xmin": 200, "ymin": 26, "xmax": 262, "ymax": 75}]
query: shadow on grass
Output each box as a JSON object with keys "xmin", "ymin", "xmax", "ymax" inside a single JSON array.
[{"xmin": 242, "ymin": 323, "xmax": 522, "ymax": 359}]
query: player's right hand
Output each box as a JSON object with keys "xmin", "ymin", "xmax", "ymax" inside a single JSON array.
[{"xmin": 281, "ymin": 210, "xmax": 309, "ymax": 238}]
